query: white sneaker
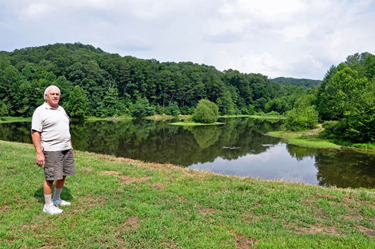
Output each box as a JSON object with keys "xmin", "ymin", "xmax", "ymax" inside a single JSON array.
[
  {"xmin": 52, "ymin": 198, "xmax": 71, "ymax": 206},
  {"xmin": 43, "ymin": 204, "xmax": 63, "ymax": 215}
]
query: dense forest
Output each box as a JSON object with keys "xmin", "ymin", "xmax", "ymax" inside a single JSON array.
[
  {"xmin": 0, "ymin": 43, "xmax": 375, "ymax": 143},
  {"xmin": 0, "ymin": 43, "xmax": 307, "ymax": 118},
  {"xmin": 271, "ymin": 77, "xmax": 321, "ymax": 88}
]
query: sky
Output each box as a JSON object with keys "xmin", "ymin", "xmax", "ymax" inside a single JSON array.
[{"xmin": 1, "ymin": 0, "xmax": 375, "ymax": 80}]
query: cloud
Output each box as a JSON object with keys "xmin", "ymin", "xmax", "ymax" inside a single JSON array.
[{"xmin": 1, "ymin": 0, "xmax": 374, "ymax": 79}]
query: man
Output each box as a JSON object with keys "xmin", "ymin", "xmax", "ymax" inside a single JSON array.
[{"xmin": 31, "ymin": 85, "xmax": 75, "ymax": 215}]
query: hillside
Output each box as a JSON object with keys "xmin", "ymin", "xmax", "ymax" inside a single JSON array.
[
  {"xmin": 0, "ymin": 43, "xmax": 305, "ymax": 117},
  {"xmin": 271, "ymin": 77, "xmax": 321, "ymax": 88}
]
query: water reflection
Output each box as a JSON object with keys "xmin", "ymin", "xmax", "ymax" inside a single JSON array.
[
  {"xmin": 190, "ymin": 143, "xmax": 319, "ymax": 185},
  {"xmin": 1, "ymin": 118, "xmax": 375, "ymax": 188}
]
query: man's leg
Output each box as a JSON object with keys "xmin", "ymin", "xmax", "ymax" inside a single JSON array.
[
  {"xmin": 52, "ymin": 176, "xmax": 71, "ymax": 206},
  {"xmin": 53, "ymin": 176, "xmax": 66, "ymax": 201},
  {"xmin": 53, "ymin": 149, "xmax": 75, "ymax": 206},
  {"xmin": 43, "ymin": 179, "xmax": 63, "ymax": 214},
  {"xmin": 44, "ymin": 180, "xmax": 54, "ymax": 205}
]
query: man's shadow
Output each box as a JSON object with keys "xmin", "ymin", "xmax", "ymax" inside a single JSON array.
[{"xmin": 34, "ymin": 187, "xmax": 73, "ymax": 203}]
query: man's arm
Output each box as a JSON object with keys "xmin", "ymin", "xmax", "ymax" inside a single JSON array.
[{"xmin": 31, "ymin": 130, "xmax": 45, "ymax": 167}]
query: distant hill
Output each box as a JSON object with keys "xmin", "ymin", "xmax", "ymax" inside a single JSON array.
[{"xmin": 271, "ymin": 77, "xmax": 321, "ymax": 88}]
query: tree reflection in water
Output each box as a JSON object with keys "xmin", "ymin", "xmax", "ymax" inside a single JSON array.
[{"xmin": 1, "ymin": 118, "xmax": 375, "ymax": 188}]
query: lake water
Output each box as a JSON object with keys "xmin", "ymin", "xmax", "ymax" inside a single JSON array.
[{"xmin": 1, "ymin": 118, "xmax": 375, "ymax": 189}]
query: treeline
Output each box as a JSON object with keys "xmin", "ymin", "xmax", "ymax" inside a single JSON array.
[
  {"xmin": 271, "ymin": 77, "xmax": 321, "ymax": 88},
  {"xmin": 286, "ymin": 52, "xmax": 375, "ymax": 144},
  {"xmin": 0, "ymin": 43, "xmax": 307, "ymax": 118}
]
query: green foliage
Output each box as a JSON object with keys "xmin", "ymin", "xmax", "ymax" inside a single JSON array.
[
  {"xmin": 192, "ymin": 99, "xmax": 219, "ymax": 124},
  {"xmin": 130, "ymin": 97, "xmax": 155, "ymax": 118},
  {"xmin": 0, "ymin": 43, "xmax": 298, "ymax": 119},
  {"xmin": 272, "ymin": 77, "xmax": 321, "ymax": 88},
  {"xmin": 164, "ymin": 102, "xmax": 180, "ymax": 116},
  {"xmin": 0, "ymin": 100, "xmax": 9, "ymax": 116},
  {"xmin": 67, "ymin": 85, "xmax": 88, "ymax": 119},
  {"xmin": 285, "ymin": 95, "xmax": 318, "ymax": 131}
]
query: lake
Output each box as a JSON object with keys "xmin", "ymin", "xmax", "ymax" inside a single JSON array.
[{"xmin": 1, "ymin": 118, "xmax": 375, "ymax": 189}]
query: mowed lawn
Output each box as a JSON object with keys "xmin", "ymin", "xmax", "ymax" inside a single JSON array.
[{"xmin": 0, "ymin": 140, "xmax": 374, "ymax": 248}]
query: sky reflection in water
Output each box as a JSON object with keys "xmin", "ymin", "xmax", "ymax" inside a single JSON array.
[{"xmin": 189, "ymin": 143, "xmax": 318, "ymax": 185}]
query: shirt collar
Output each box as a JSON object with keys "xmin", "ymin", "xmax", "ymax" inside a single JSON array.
[{"xmin": 43, "ymin": 102, "xmax": 60, "ymax": 110}]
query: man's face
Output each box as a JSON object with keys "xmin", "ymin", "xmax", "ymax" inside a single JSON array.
[{"xmin": 45, "ymin": 87, "xmax": 60, "ymax": 108}]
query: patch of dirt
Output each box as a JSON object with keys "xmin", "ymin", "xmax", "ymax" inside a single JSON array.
[
  {"xmin": 298, "ymin": 225, "xmax": 342, "ymax": 237},
  {"xmin": 358, "ymin": 225, "xmax": 374, "ymax": 237},
  {"xmin": 149, "ymin": 183, "xmax": 164, "ymax": 189},
  {"xmin": 122, "ymin": 216, "xmax": 140, "ymax": 231},
  {"xmin": 161, "ymin": 241, "xmax": 178, "ymax": 248},
  {"xmin": 236, "ymin": 235, "xmax": 258, "ymax": 249},
  {"xmin": 0, "ymin": 205, "xmax": 10, "ymax": 213},
  {"xmin": 103, "ymin": 171, "xmax": 120, "ymax": 176},
  {"xmin": 120, "ymin": 176, "xmax": 151, "ymax": 185},
  {"xmin": 81, "ymin": 168, "xmax": 93, "ymax": 173}
]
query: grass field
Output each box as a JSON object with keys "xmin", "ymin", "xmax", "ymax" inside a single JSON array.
[{"xmin": 1, "ymin": 140, "xmax": 374, "ymax": 248}]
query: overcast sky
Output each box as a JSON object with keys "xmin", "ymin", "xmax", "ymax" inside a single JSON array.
[{"xmin": 1, "ymin": 0, "xmax": 375, "ymax": 80}]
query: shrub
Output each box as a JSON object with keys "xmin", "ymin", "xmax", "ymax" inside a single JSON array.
[
  {"xmin": 285, "ymin": 106, "xmax": 318, "ymax": 131},
  {"xmin": 130, "ymin": 97, "xmax": 155, "ymax": 118},
  {"xmin": 165, "ymin": 102, "xmax": 180, "ymax": 116},
  {"xmin": 192, "ymin": 99, "xmax": 219, "ymax": 123}
]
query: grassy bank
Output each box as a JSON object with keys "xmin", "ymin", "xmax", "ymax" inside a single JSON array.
[
  {"xmin": 268, "ymin": 126, "xmax": 341, "ymax": 150},
  {"xmin": 0, "ymin": 117, "xmax": 32, "ymax": 123},
  {"xmin": 220, "ymin": 114, "xmax": 286, "ymax": 120},
  {"xmin": 1, "ymin": 140, "xmax": 374, "ymax": 248}
]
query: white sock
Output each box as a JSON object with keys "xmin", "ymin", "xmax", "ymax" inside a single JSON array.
[
  {"xmin": 44, "ymin": 194, "xmax": 52, "ymax": 206},
  {"xmin": 53, "ymin": 188, "xmax": 63, "ymax": 201}
]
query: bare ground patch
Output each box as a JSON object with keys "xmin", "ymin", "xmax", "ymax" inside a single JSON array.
[
  {"xmin": 149, "ymin": 183, "xmax": 165, "ymax": 189},
  {"xmin": 236, "ymin": 235, "xmax": 259, "ymax": 249},
  {"xmin": 161, "ymin": 241, "xmax": 178, "ymax": 248},
  {"xmin": 120, "ymin": 176, "xmax": 151, "ymax": 185},
  {"xmin": 0, "ymin": 204, "xmax": 10, "ymax": 213},
  {"xmin": 103, "ymin": 171, "xmax": 120, "ymax": 176},
  {"xmin": 121, "ymin": 216, "xmax": 140, "ymax": 231},
  {"xmin": 297, "ymin": 224, "xmax": 342, "ymax": 237},
  {"xmin": 358, "ymin": 225, "xmax": 374, "ymax": 237}
]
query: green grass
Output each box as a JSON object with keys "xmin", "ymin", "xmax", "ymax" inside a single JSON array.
[
  {"xmin": 287, "ymin": 137, "xmax": 342, "ymax": 149},
  {"xmin": 220, "ymin": 114, "xmax": 286, "ymax": 120},
  {"xmin": 268, "ymin": 131, "xmax": 341, "ymax": 149},
  {"xmin": 249, "ymin": 115, "xmax": 287, "ymax": 120},
  {"xmin": 0, "ymin": 116, "xmax": 32, "ymax": 123},
  {"xmin": 1, "ymin": 140, "xmax": 375, "ymax": 248}
]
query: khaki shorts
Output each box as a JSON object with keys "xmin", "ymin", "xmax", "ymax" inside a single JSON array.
[{"xmin": 43, "ymin": 149, "xmax": 75, "ymax": 181}]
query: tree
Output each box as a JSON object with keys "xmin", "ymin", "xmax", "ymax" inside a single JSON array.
[
  {"xmin": 0, "ymin": 100, "xmax": 8, "ymax": 116},
  {"xmin": 328, "ymin": 66, "xmax": 375, "ymax": 142},
  {"xmin": 67, "ymin": 85, "xmax": 88, "ymax": 119},
  {"xmin": 130, "ymin": 97, "xmax": 155, "ymax": 118},
  {"xmin": 285, "ymin": 95, "xmax": 318, "ymax": 131},
  {"xmin": 193, "ymin": 99, "xmax": 219, "ymax": 123}
]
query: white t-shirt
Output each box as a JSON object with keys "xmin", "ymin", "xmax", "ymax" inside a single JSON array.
[{"xmin": 31, "ymin": 102, "xmax": 72, "ymax": 151}]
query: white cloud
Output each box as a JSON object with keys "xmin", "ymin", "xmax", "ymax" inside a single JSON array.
[{"xmin": 1, "ymin": 0, "xmax": 374, "ymax": 79}]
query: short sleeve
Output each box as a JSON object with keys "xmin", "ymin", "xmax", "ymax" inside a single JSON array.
[{"xmin": 31, "ymin": 107, "xmax": 43, "ymax": 132}]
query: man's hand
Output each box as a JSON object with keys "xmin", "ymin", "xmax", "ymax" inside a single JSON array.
[
  {"xmin": 31, "ymin": 130, "xmax": 44, "ymax": 167},
  {"xmin": 36, "ymin": 152, "xmax": 45, "ymax": 167}
]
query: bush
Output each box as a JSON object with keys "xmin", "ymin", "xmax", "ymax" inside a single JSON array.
[
  {"xmin": 192, "ymin": 99, "xmax": 219, "ymax": 123},
  {"xmin": 165, "ymin": 102, "xmax": 180, "ymax": 116},
  {"xmin": 130, "ymin": 97, "xmax": 155, "ymax": 118},
  {"xmin": 285, "ymin": 106, "xmax": 318, "ymax": 131}
]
